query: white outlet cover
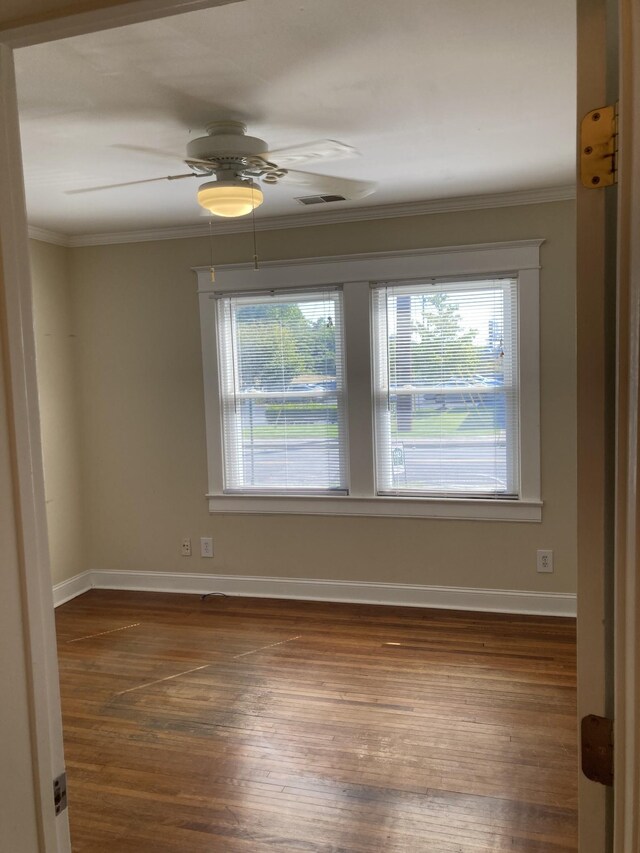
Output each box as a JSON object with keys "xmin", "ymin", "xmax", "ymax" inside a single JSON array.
[
  {"xmin": 536, "ymin": 549, "xmax": 554, "ymax": 573},
  {"xmin": 200, "ymin": 537, "xmax": 214, "ymax": 558}
]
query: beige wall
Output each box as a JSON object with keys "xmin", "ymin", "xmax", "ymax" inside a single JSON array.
[
  {"xmin": 67, "ymin": 199, "xmax": 577, "ymax": 593},
  {"xmin": 30, "ymin": 239, "xmax": 86, "ymax": 585}
]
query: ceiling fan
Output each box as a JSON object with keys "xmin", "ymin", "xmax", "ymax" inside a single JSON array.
[{"xmin": 69, "ymin": 120, "xmax": 377, "ymax": 218}]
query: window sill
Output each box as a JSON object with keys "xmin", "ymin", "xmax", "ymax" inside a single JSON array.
[{"xmin": 206, "ymin": 494, "xmax": 543, "ymax": 522}]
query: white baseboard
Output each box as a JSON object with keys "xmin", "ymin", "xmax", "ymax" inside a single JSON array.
[
  {"xmin": 52, "ymin": 571, "xmax": 93, "ymax": 607},
  {"xmin": 54, "ymin": 569, "xmax": 578, "ymax": 617}
]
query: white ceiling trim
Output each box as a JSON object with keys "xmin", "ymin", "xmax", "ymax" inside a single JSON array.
[
  {"xmin": 28, "ymin": 185, "xmax": 575, "ymax": 249},
  {"xmin": 27, "ymin": 226, "xmax": 71, "ymax": 247}
]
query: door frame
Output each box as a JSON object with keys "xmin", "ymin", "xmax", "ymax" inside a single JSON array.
[
  {"xmin": 576, "ymin": 1, "xmax": 640, "ymax": 850},
  {"xmin": 576, "ymin": 0, "xmax": 614, "ymax": 848},
  {"xmin": 613, "ymin": 2, "xmax": 640, "ymax": 849}
]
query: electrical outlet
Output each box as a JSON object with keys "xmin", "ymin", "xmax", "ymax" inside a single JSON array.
[
  {"xmin": 536, "ymin": 549, "xmax": 553, "ymax": 573},
  {"xmin": 181, "ymin": 538, "xmax": 192, "ymax": 557},
  {"xmin": 200, "ymin": 537, "xmax": 214, "ymax": 558}
]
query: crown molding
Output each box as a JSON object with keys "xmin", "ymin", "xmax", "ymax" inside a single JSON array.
[
  {"xmin": 29, "ymin": 184, "xmax": 575, "ymax": 249},
  {"xmin": 27, "ymin": 225, "xmax": 72, "ymax": 247}
]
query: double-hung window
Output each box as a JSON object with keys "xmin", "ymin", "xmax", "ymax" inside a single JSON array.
[
  {"xmin": 372, "ymin": 279, "xmax": 519, "ymax": 499},
  {"xmin": 216, "ymin": 288, "xmax": 348, "ymax": 494},
  {"xmin": 198, "ymin": 240, "xmax": 542, "ymax": 521}
]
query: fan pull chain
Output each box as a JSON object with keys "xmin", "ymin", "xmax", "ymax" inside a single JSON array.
[
  {"xmin": 208, "ymin": 218, "xmax": 215, "ymax": 283},
  {"xmin": 251, "ymin": 184, "xmax": 259, "ymax": 271}
]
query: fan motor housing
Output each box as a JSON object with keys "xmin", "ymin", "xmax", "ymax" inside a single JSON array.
[{"xmin": 187, "ymin": 133, "xmax": 267, "ymax": 161}]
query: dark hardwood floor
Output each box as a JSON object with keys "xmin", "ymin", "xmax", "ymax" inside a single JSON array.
[{"xmin": 55, "ymin": 590, "xmax": 577, "ymax": 852}]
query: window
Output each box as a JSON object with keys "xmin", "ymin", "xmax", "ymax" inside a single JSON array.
[
  {"xmin": 372, "ymin": 279, "xmax": 519, "ymax": 498},
  {"xmin": 198, "ymin": 241, "xmax": 542, "ymax": 520},
  {"xmin": 216, "ymin": 289, "xmax": 348, "ymax": 494}
]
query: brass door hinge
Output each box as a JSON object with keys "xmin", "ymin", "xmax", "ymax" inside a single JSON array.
[
  {"xmin": 581, "ymin": 714, "xmax": 613, "ymax": 786},
  {"xmin": 580, "ymin": 104, "xmax": 618, "ymax": 188}
]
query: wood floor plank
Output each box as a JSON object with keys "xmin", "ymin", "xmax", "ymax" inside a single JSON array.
[{"xmin": 56, "ymin": 591, "xmax": 577, "ymax": 851}]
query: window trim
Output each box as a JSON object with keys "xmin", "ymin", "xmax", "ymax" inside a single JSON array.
[{"xmin": 196, "ymin": 240, "xmax": 543, "ymax": 522}]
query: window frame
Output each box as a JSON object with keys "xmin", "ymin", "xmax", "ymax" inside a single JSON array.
[
  {"xmin": 370, "ymin": 276, "xmax": 521, "ymax": 500},
  {"xmin": 215, "ymin": 286, "xmax": 350, "ymax": 496},
  {"xmin": 196, "ymin": 240, "xmax": 543, "ymax": 521}
]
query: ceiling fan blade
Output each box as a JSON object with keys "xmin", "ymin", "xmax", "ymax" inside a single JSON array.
[
  {"xmin": 65, "ymin": 173, "xmax": 196, "ymax": 195},
  {"xmin": 263, "ymin": 139, "xmax": 359, "ymax": 168},
  {"xmin": 111, "ymin": 144, "xmax": 184, "ymax": 162},
  {"xmin": 280, "ymin": 170, "xmax": 377, "ymax": 201},
  {"xmin": 110, "ymin": 146, "xmax": 215, "ymax": 174}
]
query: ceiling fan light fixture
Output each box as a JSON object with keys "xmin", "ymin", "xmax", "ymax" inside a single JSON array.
[{"xmin": 197, "ymin": 179, "xmax": 263, "ymax": 218}]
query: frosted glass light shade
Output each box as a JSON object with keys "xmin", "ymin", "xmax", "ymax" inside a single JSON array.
[{"xmin": 197, "ymin": 180, "xmax": 264, "ymax": 218}]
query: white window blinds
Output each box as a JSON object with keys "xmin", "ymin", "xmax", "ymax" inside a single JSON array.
[
  {"xmin": 216, "ymin": 288, "xmax": 348, "ymax": 494},
  {"xmin": 372, "ymin": 279, "xmax": 520, "ymax": 498}
]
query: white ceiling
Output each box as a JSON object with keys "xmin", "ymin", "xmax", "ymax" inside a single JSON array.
[{"xmin": 15, "ymin": 0, "xmax": 576, "ymax": 238}]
